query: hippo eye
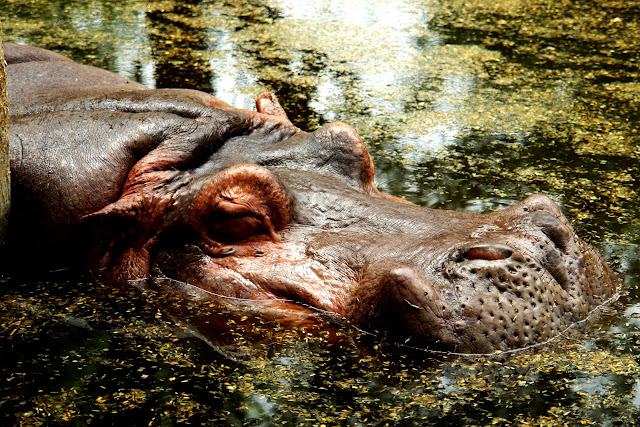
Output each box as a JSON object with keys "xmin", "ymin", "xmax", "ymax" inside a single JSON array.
[
  {"xmin": 205, "ymin": 214, "xmax": 270, "ymax": 243},
  {"xmin": 194, "ymin": 211, "xmax": 283, "ymax": 258},
  {"xmin": 189, "ymin": 164, "xmax": 290, "ymax": 255}
]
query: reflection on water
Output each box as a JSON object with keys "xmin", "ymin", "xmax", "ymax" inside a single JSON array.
[{"xmin": 1, "ymin": 0, "xmax": 639, "ymax": 424}]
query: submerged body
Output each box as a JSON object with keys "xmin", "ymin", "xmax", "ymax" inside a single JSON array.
[{"xmin": 5, "ymin": 44, "xmax": 618, "ymax": 354}]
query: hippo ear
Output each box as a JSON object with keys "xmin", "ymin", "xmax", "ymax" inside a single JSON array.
[{"xmin": 255, "ymin": 93, "xmax": 294, "ymax": 127}]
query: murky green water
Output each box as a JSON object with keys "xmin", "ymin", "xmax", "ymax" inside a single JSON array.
[{"xmin": 1, "ymin": 0, "xmax": 639, "ymax": 424}]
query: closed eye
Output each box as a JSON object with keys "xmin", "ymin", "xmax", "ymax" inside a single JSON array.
[{"xmin": 204, "ymin": 214, "xmax": 268, "ymax": 243}]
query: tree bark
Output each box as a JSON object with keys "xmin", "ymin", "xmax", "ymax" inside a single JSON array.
[{"xmin": 0, "ymin": 20, "xmax": 10, "ymax": 244}]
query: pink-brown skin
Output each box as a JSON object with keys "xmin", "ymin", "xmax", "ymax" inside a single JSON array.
[{"xmin": 5, "ymin": 44, "xmax": 619, "ymax": 354}]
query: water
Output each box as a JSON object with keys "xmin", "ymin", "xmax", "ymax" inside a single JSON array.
[{"xmin": 1, "ymin": 0, "xmax": 639, "ymax": 424}]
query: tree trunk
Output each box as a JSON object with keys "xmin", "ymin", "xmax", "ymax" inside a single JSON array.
[{"xmin": 0, "ymin": 21, "xmax": 10, "ymax": 244}]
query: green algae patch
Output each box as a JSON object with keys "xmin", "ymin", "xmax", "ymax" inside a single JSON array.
[{"xmin": 1, "ymin": 275, "xmax": 638, "ymax": 425}]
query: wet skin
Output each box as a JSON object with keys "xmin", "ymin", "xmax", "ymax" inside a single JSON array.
[{"xmin": 5, "ymin": 44, "xmax": 619, "ymax": 354}]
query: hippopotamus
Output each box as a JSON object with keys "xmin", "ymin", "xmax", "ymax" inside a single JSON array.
[{"xmin": 4, "ymin": 43, "xmax": 618, "ymax": 354}]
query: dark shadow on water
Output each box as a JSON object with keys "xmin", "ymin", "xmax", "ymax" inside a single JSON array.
[{"xmin": 147, "ymin": 0, "xmax": 213, "ymax": 92}]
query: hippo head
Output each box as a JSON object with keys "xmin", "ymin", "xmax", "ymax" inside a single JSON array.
[{"xmin": 80, "ymin": 93, "xmax": 618, "ymax": 355}]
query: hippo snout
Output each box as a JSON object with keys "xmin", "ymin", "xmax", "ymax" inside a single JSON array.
[
  {"xmin": 444, "ymin": 250, "xmax": 572, "ymax": 352},
  {"xmin": 427, "ymin": 197, "xmax": 618, "ymax": 353}
]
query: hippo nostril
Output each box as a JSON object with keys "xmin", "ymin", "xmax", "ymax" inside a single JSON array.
[
  {"xmin": 530, "ymin": 211, "xmax": 572, "ymax": 252},
  {"xmin": 220, "ymin": 246, "xmax": 237, "ymax": 256},
  {"xmin": 462, "ymin": 243, "xmax": 513, "ymax": 261}
]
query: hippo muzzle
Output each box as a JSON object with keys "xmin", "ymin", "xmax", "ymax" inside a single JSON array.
[{"xmin": 5, "ymin": 44, "xmax": 618, "ymax": 354}]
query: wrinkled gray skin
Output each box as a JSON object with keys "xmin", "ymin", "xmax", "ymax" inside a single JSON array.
[{"xmin": 5, "ymin": 44, "xmax": 618, "ymax": 354}]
